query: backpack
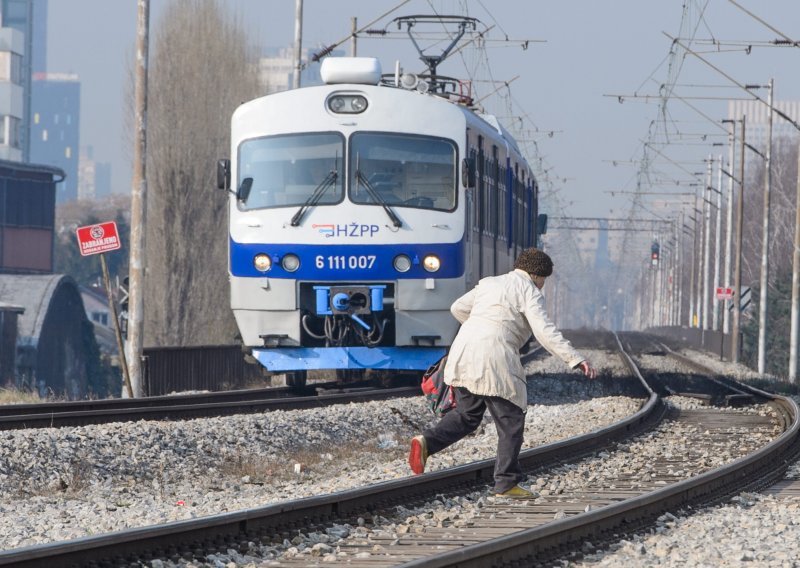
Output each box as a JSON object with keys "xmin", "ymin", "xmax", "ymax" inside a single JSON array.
[{"xmin": 420, "ymin": 355, "xmax": 456, "ymax": 417}]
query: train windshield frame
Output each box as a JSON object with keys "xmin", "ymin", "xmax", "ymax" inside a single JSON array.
[
  {"xmin": 349, "ymin": 132, "xmax": 458, "ymax": 212},
  {"xmin": 236, "ymin": 132, "xmax": 345, "ymax": 211}
]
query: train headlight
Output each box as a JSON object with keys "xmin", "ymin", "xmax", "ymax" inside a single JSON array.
[
  {"xmin": 393, "ymin": 254, "xmax": 412, "ymax": 272},
  {"xmin": 254, "ymin": 253, "xmax": 272, "ymax": 272},
  {"xmin": 281, "ymin": 254, "xmax": 300, "ymax": 272},
  {"xmin": 422, "ymin": 255, "xmax": 441, "ymax": 273},
  {"xmin": 329, "ymin": 96, "xmax": 346, "ymax": 112},
  {"xmin": 327, "ymin": 94, "xmax": 368, "ymax": 114},
  {"xmin": 350, "ymin": 96, "xmax": 367, "ymax": 112}
]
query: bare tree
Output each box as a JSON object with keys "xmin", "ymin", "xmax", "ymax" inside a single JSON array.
[
  {"xmin": 741, "ymin": 137, "xmax": 799, "ymax": 290},
  {"xmin": 142, "ymin": 0, "xmax": 262, "ymax": 346}
]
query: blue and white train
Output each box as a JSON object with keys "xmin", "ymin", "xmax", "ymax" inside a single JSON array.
[{"xmin": 218, "ymin": 57, "xmax": 545, "ymax": 386}]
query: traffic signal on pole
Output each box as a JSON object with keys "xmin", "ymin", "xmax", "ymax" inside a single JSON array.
[{"xmin": 651, "ymin": 242, "xmax": 660, "ymax": 266}]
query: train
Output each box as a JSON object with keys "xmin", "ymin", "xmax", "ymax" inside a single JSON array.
[{"xmin": 218, "ymin": 56, "xmax": 545, "ymax": 387}]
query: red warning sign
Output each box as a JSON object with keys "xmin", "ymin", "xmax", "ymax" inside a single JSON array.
[{"xmin": 75, "ymin": 221, "xmax": 122, "ymax": 256}]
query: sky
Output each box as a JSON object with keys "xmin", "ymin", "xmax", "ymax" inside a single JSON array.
[{"xmin": 45, "ymin": 0, "xmax": 800, "ymax": 218}]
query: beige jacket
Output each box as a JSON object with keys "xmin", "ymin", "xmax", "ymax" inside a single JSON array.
[{"xmin": 443, "ymin": 269, "xmax": 584, "ymax": 410}]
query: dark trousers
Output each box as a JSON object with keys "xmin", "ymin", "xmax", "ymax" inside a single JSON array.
[{"xmin": 422, "ymin": 386, "xmax": 525, "ymax": 493}]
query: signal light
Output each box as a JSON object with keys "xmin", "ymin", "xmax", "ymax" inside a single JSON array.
[{"xmin": 651, "ymin": 242, "xmax": 660, "ymax": 266}]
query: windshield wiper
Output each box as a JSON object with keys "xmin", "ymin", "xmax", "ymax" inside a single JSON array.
[
  {"xmin": 290, "ymin": 169, "xmax": 338, "ymax": 226},
  {"xmin": 355, "ymin": 169, "xmax": 403, "ymax": 228}
]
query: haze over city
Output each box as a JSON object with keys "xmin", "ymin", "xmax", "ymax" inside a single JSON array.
[{"xmin": 44, "ymin": 1, "xmax": 800, "ymax": 217}]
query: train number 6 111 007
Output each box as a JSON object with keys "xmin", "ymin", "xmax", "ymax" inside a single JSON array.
[{"xmin": 315, "ymin": 254, "xmax": 377, "ymax": 270}]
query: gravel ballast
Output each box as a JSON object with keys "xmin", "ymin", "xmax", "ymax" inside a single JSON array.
[
  {"xmin": 4, "ymin": 343, "xmax": 797, "ymax": 567},
  {"xmin": 0, "ymin": 347, "xmax": 638, "ymax": 551}
]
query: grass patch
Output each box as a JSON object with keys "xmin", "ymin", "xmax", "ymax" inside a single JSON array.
[{"xmin": 0, "ymin": 387, "xmax": 43, "ymax": 404}]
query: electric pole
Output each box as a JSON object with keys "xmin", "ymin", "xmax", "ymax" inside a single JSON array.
[
  {"xmin": 722, "ymin": 120, "xmax": 737, "ymax": 334},
  {"xmin": 126, "ymin": 0, "xmax": 150, "ymax": 398},
  {"xmin": 757, "ymin": 78, "xmax": 774, "ymax": 375},
  {"xmin": 293, "ymin": 0, "xmax": 303, "ymax": 89},
  {"xmin": 712, "ymin": 154, "xmax": 723, "ymax": 331},
  {"xmin": 732, "ymin": 116, "xmax": 746, "ymax": 364},
  {"xmin": 789, "ymin": 143, "xmax": 800, "ymax": 381},
  {"xmin": 702, "ymin": 155, "xmax": 713, "ymax": 330}
]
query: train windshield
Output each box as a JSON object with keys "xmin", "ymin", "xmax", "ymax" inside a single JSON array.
[
  {"xmin": 349, "ymin": 133, "xmax": 456, "ymax": 211},
  {"xmin": 237, "ymin": 133, "xmax": 344, "ymax": 210}
]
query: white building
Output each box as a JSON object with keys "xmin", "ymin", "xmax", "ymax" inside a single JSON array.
[
  {"xmin": 258, "ymin": 46, "xmax": 341, "ymax": 94},
  {"xmin": 0, "ymin": 24, "xmax": 23, "ymax": 162}
]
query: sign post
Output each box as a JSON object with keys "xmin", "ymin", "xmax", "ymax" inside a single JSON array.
[
  {"xmin": 715, "ymin": 287, "xmax": 734, "ymax": 301},
  {"xmin": 76, "ymin": 221, "xmax": 134, "ymax": 398}
]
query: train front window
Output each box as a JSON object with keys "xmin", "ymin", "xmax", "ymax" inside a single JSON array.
[
  {"xmin": 349, "ymin": 133, "xmax": 456, "ymax": 211},
  {"xmin": 237, "ymin": 133, "xmax": 344, "ymax": 210}
]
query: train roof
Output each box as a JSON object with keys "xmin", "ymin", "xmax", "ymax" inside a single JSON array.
[
  {"xmin": 320, "ymin": 58, "xmax": 523, "ymax": 155},
  {"xmin": 238, "ymin": 56, "xmax": 528, "ymax": 166}
]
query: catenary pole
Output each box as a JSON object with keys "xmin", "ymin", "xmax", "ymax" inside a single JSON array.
[
  {"xmin": 712, "ymin": 154, "xmax": 723, "ymax": 331},
  {"xmin": 732, "ymin": 116, "xmax": 746, "ymax": 364},
  {"xmin": 125, "ymin": 0, "xmax": 149, "ymax": 398},
  {"xmin": 677, "ymin": 213, "xmax": 684, "ymax": 325},
  {"xmin": 351, "ymin": 17, "xmax": 358, "ymax": 56},
  {"xmin": 689, "ymin": 189, "xmax": 698, "ymax": 327},
  {"xmin": 293, "ymin": 0, "xmax": 303, "ymax": 89},
  {"xmin": 702, "ymin": 155, "xmax": 713, "ymax": 330},
  {"xmin": 789, "ymin": 144, "xmax": 800, "ymax": 381},
  {"xmin": 723, "ymin": 120, "xmax": 736, "ymax": 334},
  {"xmin": 757, "ymin": 78, "xmax": 774, "ymax": 375}
]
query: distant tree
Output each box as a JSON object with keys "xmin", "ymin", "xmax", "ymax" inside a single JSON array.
[
  {"xmin": 738, "ymin": 137, "xmax": 799, "ymax": 377},
  {"xmin": 141, "ymin": 0, "xmax": 261, "ymax": 346}
]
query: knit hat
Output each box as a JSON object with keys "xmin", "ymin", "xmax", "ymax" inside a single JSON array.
[{"xmin": 514, "ymin": 248, "xmax": 553, "ymax": 277}]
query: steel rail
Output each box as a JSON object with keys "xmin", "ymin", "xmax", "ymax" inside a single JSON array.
[
  {"xmin": 0, "ymin": 384, "xmax": 329, "ymax": 417},
  {"xmin": 0, "ymin": 386, "xmax": 419, "ymax": 430},
  {"xmin": 400, "ymin": 334, "xmax": 800, "ymax": 567},
  {"xmin": 0, "ymin": 332, "xmax": 660, "ymax": 568}
]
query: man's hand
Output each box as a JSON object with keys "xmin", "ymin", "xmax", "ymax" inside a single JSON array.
[{"xmin": 578, "ymin": 360, "xmax": 597, "ymax": 379}]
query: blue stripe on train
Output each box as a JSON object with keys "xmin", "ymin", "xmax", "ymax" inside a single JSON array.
[
  {"xmin": 230, "ymin": 239, "xmax": 465, "ymax": 279},
  {"xmin": 252, "ymin": 346, "xmax": 447, "ymax": 371}
]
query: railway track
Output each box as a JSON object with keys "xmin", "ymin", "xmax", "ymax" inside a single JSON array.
[
  {"xmin": 1, "ymin": 331, "xmax": 796, "ymax": 567},
  {"xmin": 0, "ymin": 384, "xmax": 419, "ymax": 429},
  {"xmin": 0, "ymin": 347, "xmax": 546, "ymax": 431}
]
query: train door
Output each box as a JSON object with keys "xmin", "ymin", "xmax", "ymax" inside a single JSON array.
[
  {"xmin": 477, "ymin": 136, "xmax": 485, "ymax": 278},
  {"xmin": 491, "ymin": 145, "xmax": 499, "ymax": 275}
]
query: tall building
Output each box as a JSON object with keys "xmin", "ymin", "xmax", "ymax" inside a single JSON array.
[
  {"xmin": 29, "ymin": 72, "xmax": 79, "ymax": 203},
  {"xmin": 0, "ymin": 0, "xmax": 45, "ymax": 162},
  {"xmin": 0, "ymin": 17, "xmax": 23, "ymax": 162},
  {"xmin": 95, "ymin": 161, "xmax": 111, "ymax": 197},
  {"xmin": 728, "ymin": 100, "xmax": 800, "ymax": 145},
  {"xmin": 78, "ymin": 145, "xmax": 111, "ymax": 200}
]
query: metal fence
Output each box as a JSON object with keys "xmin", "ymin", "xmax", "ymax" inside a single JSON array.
[{"xmin": 142, "ymin": 345, "xmax": 264, "ymax": 396}]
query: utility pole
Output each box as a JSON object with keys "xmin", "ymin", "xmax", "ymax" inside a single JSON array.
[
  {"xmin": 722, "ymin": 120, "xmax": 737, "ymax": 334},
  {"xmin": 351, "ymin": 17, "xmax": 358, "ymax": 56},
  {"xmin": 702, "ymin": 155, "xmax": 713, "ymax": 330},
  {"xmin": 677, "ymin": 213, "xmax": 684, "ymax": 326},
  {"xmin": 790, "ymin": 144, "xmax": 800, "ymax": 381},
  {"xmin": 293, "ymin": 0, "xmax": 303, "ymax": 89},
  {"xmin": 732, "ymin": 116, "xmax": 746, "ymax": 364},
  {"xmin": 689, "ymin": 196, "xmax": 698, "ymax": 327},
  {"xmin": 125, "ymin": 0, "xmax": 150, "ymax": 398},
  {"xmin": 757, "ymin": 78, "xmax": 774, "ymax": 375},
  {"xmin": 712, "ymin": 154, "xmax": 723, "ymax": 331}
]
